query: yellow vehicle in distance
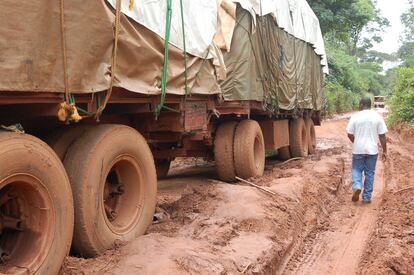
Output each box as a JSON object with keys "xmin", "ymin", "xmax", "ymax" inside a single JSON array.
[{"xmin": 374, "ymin": 96, "xmax": 386, "ymax": 108}]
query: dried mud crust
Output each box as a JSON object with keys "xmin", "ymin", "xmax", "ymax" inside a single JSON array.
[
  {"xmin": 358, "ymin": 132, "xmax": 414, "ymax": 275},
  {"xmin": 61, "ymin": 140, "xmax": 347, "ymax": 274}
]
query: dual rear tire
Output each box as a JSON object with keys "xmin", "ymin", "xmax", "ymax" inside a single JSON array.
[
  {"xmin": 0, "ymin": 133, "xmax": 74, "ymax": 275},
  {"xmin": 59, "ymin": 125, "xmax": 157, "ymax": 257},
  {"xmin": 289, "ymin": 118, "xmax": 309, "ymax": 157},
  {"xmin": 214, "ymin": 120, "xmax": 265, "ymax": 182},
  {"xmin": 0, "ymin": 124, "xmax": 161, "ymax": 273},
  {"xmin": 278, "ymin": 117, "xmax": 316, "ymax": 159}
]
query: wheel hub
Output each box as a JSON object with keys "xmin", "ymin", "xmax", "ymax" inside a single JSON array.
[
  {"xmin": 0, "ymin": 175, "xmax": 54, "ymax": 273},
  {"xmin": 103, "ymin": 170, "xmax": 125, "ymax": 222},
  {"xmin": 0, "ymin": 188, "xmax": 24, "ymax": 263},
  {"xmin": 101, "ymin": 157, "xmax": 143, "ymax": 235}
]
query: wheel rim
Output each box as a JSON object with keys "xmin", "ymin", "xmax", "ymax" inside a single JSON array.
[
  {"xmin": 0, "ymin": 174, "xmax": 54, "ymax": 273},
  {"xmin": 254, "ymin": 135, "xmax": 264, "ymax": 170},
  {"xmin": 102, "ymin": 155, "xmax": 143, "ymax": 235}
]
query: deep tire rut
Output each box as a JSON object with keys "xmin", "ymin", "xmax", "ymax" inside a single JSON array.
[{"xmin": 284, "ymin": 161, "xmax": 385, "ymax": 275}]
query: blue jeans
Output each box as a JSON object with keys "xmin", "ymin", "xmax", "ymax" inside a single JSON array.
[{"xmin": 352, "ymin": 154, "xmax": 378, "ymax": 201}]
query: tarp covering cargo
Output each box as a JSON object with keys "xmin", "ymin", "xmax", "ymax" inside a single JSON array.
[
  {"xmin": 219, "ymin": 6, "xmax": 323, "ymax": 110},
  {"xmin": 228, "ymin": 0, "xmax": 328, "ymax": 73},
  {"xmin": 0, "ymin": 0, "xmax": 326, "ymax": 112},
  {"xmin": 0, "ymin": 0, "xmax": 220, "ymax": 95}
]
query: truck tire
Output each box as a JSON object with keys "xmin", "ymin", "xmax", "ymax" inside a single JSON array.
[
  {"xmin": 289, "ymin": 118, "xmax": 309, "ymax": 157},
  {"xmin": 214, "ymin": 121, "xmax": 238, "ymax": 182},
  {"xmin": 278, "ymin": 146, "xmax": 291, "ymax": 160},
  {"xmin": 155, "ymin": 159, "xmax": 171, "ymax": 179},
  {"xmin": 305, "ymin": 118, "xmax": 316, "ymax": 154},
  {"xmin": 234, "ymin": 120, "xmax": 265, "ymax": 179},
  {"xmin": 0, "ymin": 132, "xmax": 74, "ymax": 275},
  {"xmin": 47, "ymin": 125, "xmax": 91, "ymax": 160},
  {"xmin": 63, "ymin": 124, "xmax": 157, "ymax": 257}
]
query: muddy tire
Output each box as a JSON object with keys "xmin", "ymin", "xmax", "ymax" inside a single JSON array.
[
  {"xmin": 234, "ymin": 120, "xmax": 265, "ymax": 179},
  {"xmin": 63, "ymin": 124, "xmax": 157, "ymax": 257},
  {"xmin": 155, "ymin": 159, "xmax": 171, "ymax": 179},
  {"xmin": 47, "ymin": 125, "xmax": 91, "ymax": 160},
  {"xmin": 0, "ymin": 133, "xmax": 74, "ymax": 275},
  {"xmin": 289, "ymin": 118, "xmax": 309, "ymax": 157},
  {"xmin": 305, "ymin": 118, "xmax": 316, "ymax": 154},
  {"xmin": 214, "ymin": 121, "xmax": 238, "ymax": 182},
  {"xmin": 278, "ymin": 146, "xmax": 291, "ymax": 160}
]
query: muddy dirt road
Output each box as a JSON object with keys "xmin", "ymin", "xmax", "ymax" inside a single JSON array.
[{"xmin": 62, "ymin": 117, "xmax": 413, "ymax": 275}]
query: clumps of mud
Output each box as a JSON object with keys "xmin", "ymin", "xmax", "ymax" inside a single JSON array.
[
  {"xmin": 60, "ymin": 125, "xmax": 355, "ymax": 275},
  {"xmin": 359, "ymin": 139, "xmax": 414, "ymax": 274},
  {"xmin": 63, "ymin": 146, "xmax": 348, "ymax": 274}
]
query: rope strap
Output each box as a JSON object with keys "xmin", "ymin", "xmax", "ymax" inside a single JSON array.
[
  {"xmin": 155, "ymin": 0, "xmax": 173, "ymax": 117},
  {"xmin": 60, "ymin": 0, "xmax": 70, "ymax": 104},
  {"xmin": 95, "ymin": 0, "xmax": 122, "ymax": 120},
  {"xmin": 58, "ymin": 0, "xmax": 85, "ymax": 123}
]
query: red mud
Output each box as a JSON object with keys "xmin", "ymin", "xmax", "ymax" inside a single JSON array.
[{"xmin": 61, "ymin": 118, "xmax": 413, "ymax": 275}]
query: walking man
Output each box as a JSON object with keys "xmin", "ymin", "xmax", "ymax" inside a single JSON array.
[{"xmin": 346, "ymin": 97, "xmax": 388, "ymax": 203}]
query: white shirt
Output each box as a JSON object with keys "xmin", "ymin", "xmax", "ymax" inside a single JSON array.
[{"xmin": 346, "ymin": 110, "xmax": 388, "ymax": 155}]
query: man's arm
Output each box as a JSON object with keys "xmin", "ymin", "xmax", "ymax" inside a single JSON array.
[
  {"xmin": 379, "ymin": 134, "xmax": 387, "ymax": 160},
  {"xmin": 378, "ymin": 115, "xmax": 388, "ymax": 160},
  {"xmin": 346, "ymin": 116, "xmax": 355, "ymax": 143}
]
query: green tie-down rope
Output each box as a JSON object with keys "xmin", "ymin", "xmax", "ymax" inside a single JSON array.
[
  {"xmin": 155, "ymin": 0, "xmax": 188, "ymax": 117},
  {"xmin": 155, "ymin": 0, "xmax": 173, "ymax": 118},
  {"xmin": 69, "ymin": 94, "xmax": 93, "ymax": 116}
]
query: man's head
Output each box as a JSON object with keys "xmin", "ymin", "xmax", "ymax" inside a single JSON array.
[{"xmin": 359, "ymin": 97, "xmax": 372, "ymax": 110}]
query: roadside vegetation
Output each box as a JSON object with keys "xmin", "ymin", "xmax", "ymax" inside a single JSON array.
[
  {"xmin": 387, "ymin": 2, "xmax": 414, "ymax": 126},
  {"xmin": 308, "ymin": 0, "xmax": 392, "ymax": 115},
  {"xmin": 308, "ymin": 0, "xmax": 414, "ymax": 122}
]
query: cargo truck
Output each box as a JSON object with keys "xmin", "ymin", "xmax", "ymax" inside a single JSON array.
[{"xmin": 0, "ymin": 0, "xmax": 327, "ymax": 273}]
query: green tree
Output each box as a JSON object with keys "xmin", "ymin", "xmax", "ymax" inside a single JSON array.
[
  {"xmin": 307, "ymin": 0, "xmax": 391, "ymax": 113},
  {"xmin": 401, "ymin": 1, "xmax": 414, "ymax": 41},
  {"xmin": 387, "ymin": 68, "xmax": 414, "ymax": 125},
  {"xmin": 398, "ymin": 41, "xmax": 414, "ymax": 67},
  {"xmin": 398, "ymin": 1, "xmax": 414, "ymax": 67},
  {"xmin": 308, "ymin": 0, "xmax": 388, "ymax": 54}
]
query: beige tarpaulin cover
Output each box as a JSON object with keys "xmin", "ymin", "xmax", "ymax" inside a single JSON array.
[
  {"xmin": 230, "ymin": 0, "xmax": 328, "ymax": 73},
  {"xmin": 0, "ymin": 0, "xmax": 325, "ymax": 112},
  {"xmin": 0, "ymin": 0, "xmax": 220, "ymax": 95},
  {"xmin": 106, "ymin": 0, "xmax": 218, "ymax": 59},
  {"xmin": 220, "ymin": 7, "xmax": 323, "ymax": 111}
]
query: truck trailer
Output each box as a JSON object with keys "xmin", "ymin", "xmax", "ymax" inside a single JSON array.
[{"xmin": 0, "ymin": 0, "xmax": 327, "ymax": 273}]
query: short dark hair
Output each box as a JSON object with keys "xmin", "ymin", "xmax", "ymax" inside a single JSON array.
[{"xmin": 360, "ymin": 97, "xmax": 372, "ymax": 109}]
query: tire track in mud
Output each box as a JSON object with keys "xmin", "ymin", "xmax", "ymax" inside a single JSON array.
[
  {"xmin": 61, "ymin": 117, "xmax": 362, "ymax": 274},
  {"xmin": 358, "ymin": 130, "xmax": 414, "ymax": 274},
  {"xmin": 284, "ymin": 128, "xmax": 386, "ymax": 274}
]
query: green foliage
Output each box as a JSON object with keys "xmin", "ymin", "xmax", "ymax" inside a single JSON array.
[
  {"xmin": 401, "ymin": 5, "xmax": 414, "ymax": 41},
  {"xmin": 358, "ymin": 50, "xmax": 397, "ymax": 64},
  {"xmin": 387, "ymin": 68, "xmax": 414, "ymax": 125},
  {"xmin": 307, "ymin": 0, "xmax": 388, "ymax": 54},
  {"xmin": 398, "ymin": 41, "xmax": 414, "ymax": 60},
  {"xmin": 380, "ymin": 67, "xmax": 400, "ymax": 96},
  {"xmin": 383, "ymin": 1, "xmax": 414, "ymax": 126},
  {"xmin": 322, "ymin": 35, "xmax": 385, "ymax": 114},
  {"xmin": 307, "ymin": 0, "xmax": 389, "ymax": 115},
  {"xmin": 398, "ymin": 41, "xmax": 414, "ymax": 67},
  {"xmin": 325, "ymin": 82, "xmax": 361, "ymax": 115}
]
